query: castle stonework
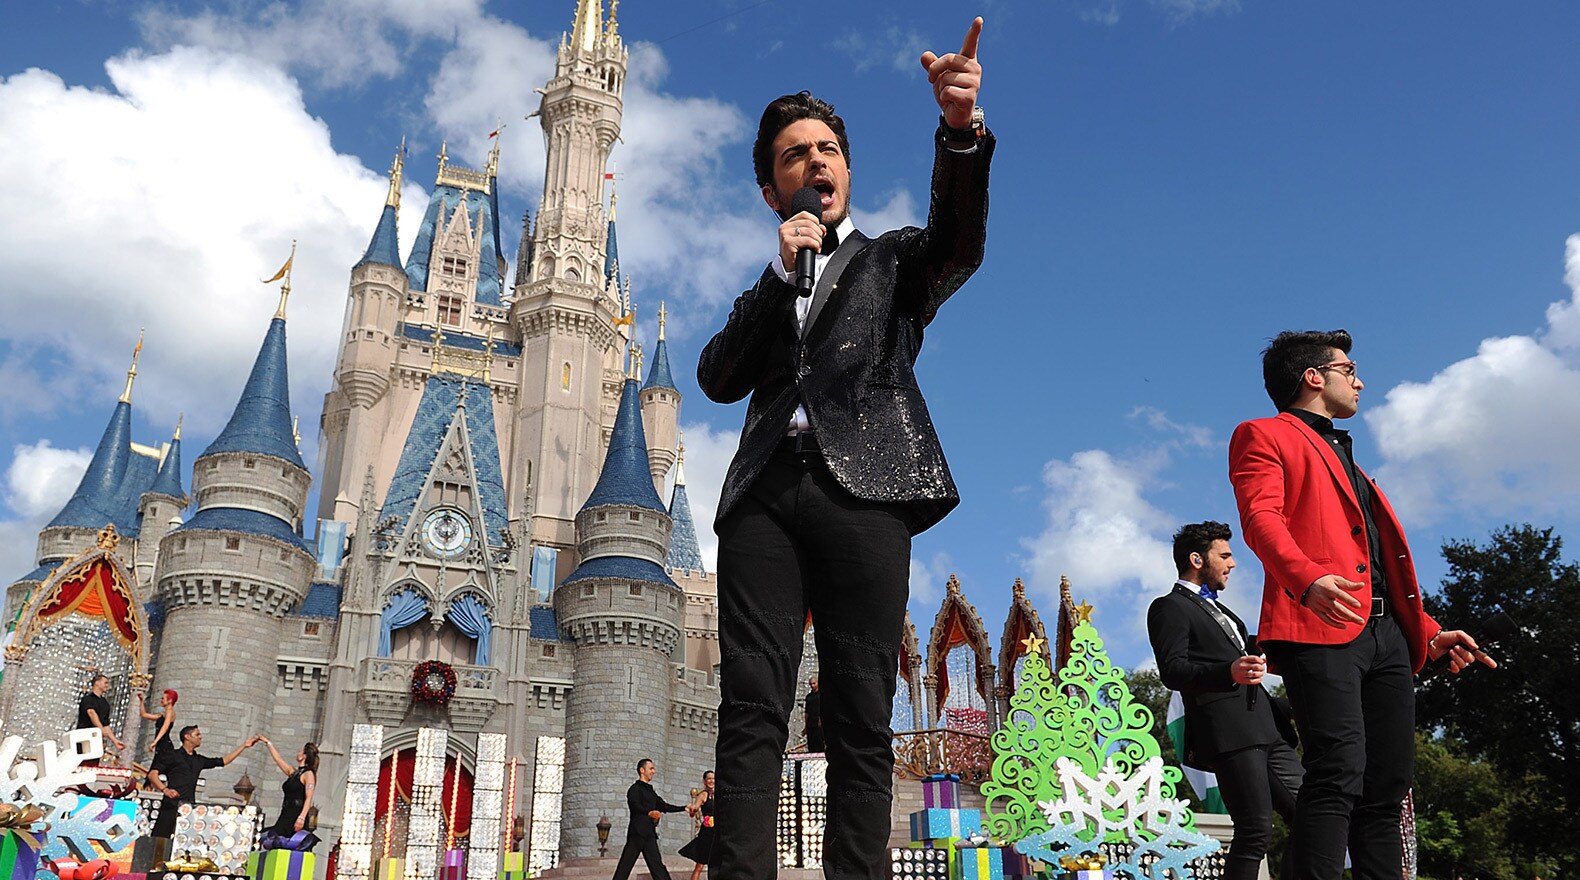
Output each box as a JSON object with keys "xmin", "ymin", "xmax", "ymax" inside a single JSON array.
[{"xmin": 2, "ymin": 0, "xmax": 722, "ymax": 870}]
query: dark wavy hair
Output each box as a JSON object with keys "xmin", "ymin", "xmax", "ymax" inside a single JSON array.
[
  {"xmin": 1172, "ymin": 521, "xmax": 1233, "ymax": 575},
  {"xmin": 1261, "ymin": 329, "xmax": 1353, "ymax": 409},
  {"xmin": 301, "ymin": 742, "xmax": 320, "ymax": 773},
  {"xmin": 752, "ymin": 91, "xmax": 851, "ymax": 189}
]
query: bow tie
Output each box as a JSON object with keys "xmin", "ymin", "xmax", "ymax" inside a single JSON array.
[
  {"xmin": 821, "ymin": 226, "xmax": 841, "ymax": 255},
  {"xmin": 1198, "ymin": 585, "xmax": 1219, "ymax": 602}
]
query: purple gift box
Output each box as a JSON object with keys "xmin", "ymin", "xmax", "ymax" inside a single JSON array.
[
  {"xmin": 440, "ymin": 850, "xmax": 466, "ymax": 880},
  {"xmin": 922, "ymin": 774, "xmax": 962, "ymax": 810},
  {"xmin": 999, "ymin": 848, "xmax": 1032, "ymax": 878}
]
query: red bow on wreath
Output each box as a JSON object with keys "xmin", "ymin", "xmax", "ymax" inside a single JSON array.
[{"xmin": 411, "ymin": 660, "xmax": 458, "ymax": 706}]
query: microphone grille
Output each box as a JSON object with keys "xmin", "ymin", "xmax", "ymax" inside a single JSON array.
[{"xmin": 790, "ymin": 186, "xmax": 823, "ymax": 218}]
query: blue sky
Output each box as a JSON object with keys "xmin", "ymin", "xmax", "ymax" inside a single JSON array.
[{"xmin": 3, "ymin": 0, "xmax": 1579, "ymax": 673}]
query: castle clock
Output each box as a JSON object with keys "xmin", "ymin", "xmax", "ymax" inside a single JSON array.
[{"xmin": 421, "ymin": 508, "xmax": 473, "ymax": 558}]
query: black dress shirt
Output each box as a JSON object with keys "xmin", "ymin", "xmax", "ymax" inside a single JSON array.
[
  {"xmin": 76, "ymin": 692, "xmax": 111, "ymax": 732},
  {"xmin": 1286, "ymin": 408, "xmax": 1389, "ymax": 607},
  {"xmin": 625, "ymin": 780, "xmax": 686, "ymax": 840},
  {"xmin": 152, "ymin": 748, "xmax": 224, "ymax": 801}
]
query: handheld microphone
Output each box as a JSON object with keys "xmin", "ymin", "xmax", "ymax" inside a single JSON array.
[
  {"xmin": 790, "ymin": 187, "xmax": 823, "ymax": 297},
  {"xmin": 1420, "ymin": 610, "xmax": 1515, "ymax": 678}
]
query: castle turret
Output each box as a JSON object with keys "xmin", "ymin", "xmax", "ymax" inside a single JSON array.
[
  {"xmin": 154, "ymin": 283, "xmax": 314, "ymax": 802},
  {"xmin": 553, "ymin": 354, "xmax": 681, "ymax": 859},
  {"xmin": 134, "ymin": 418, "xmax": 187, "ymax": 586},
  {"xmin": 640, "ymin": 302, "xmax": 679, "ymax": 498}
]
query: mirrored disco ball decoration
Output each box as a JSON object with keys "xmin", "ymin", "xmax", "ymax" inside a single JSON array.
[
  {"xmin": 403, "ymin": 727, "xmax": 449, "ymax": 880},
  {"xmin": 335, "ymin": 723, "xmax": 384, "ymax": 880},
  {"xmin": 526, "ymin": 736, "xmax": 564, "ymax": 876},
  {"xmin": 467, "ymin": 733, "xmax": 507, "ymax": 880},
  {"xmin": 890, "ymin": 848, "xmax": 949, "ymax": 879},
  {"xmin": 1094, "ymin": 842, "xmax": 1227, "ymax": 879},
  {"xmin": 7, "ymin": 613, "xmax": 135, "ymax": 749},
  {"xmin": 168, "ymin": 802, "xmax": 261, "ymax": 875}
]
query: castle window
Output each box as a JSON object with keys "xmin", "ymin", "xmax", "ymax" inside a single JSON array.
[
  {"xmin": 629, "ymin": 512, "xmax": 642, "ymax": 522},
  {"xmin": 442, "ymin": 256, "xmax": 469, "ymax": 276},
  {"xmin": 225, "ymin": 537, "xmax": 241, "ymax": 551},
  {"xmin": 629, "ymin": 585, "xmax": 643, "ymax": 597},
  {"xmin": 303, "ymin": 621, "xmax": 321, "ymax": 638},
  {"xmin": 243, "ymin": 458, "xmax": 256, "ymax": 469},
  {"xmin": 542, "ymin": 644, "xmax": 556, "ymax": 658},
  {"xmin": 437, "ymin": 295, "xmax": 463, "ymax": 327},
  {"xmin": 279, "ymin": 549, "xmax": 290, "ymax": 561},
  {"xmin": 561, "ymin": 363, "xmax": 572, "ymax": 391},
  {"xmin": 565, "ymin": 267, "xmax": 581, "ymax": 283}
]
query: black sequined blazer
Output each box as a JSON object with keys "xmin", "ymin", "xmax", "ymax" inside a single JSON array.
[{"xmin": 698, "ymin": 127, "xmax": 994, "ymax": 536}]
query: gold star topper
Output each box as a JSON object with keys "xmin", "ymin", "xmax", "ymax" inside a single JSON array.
[
  {"xmin": 1074, "ymin": 600, "xmax": 1095, "ymax": 624},
  {"xmin": 1020, "ymin": 633, "xmax": 1045, "ymax": 655}
]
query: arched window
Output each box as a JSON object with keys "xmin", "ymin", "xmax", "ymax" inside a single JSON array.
[{"xmin": 561, "ymin": 363, "xmax": 572, "ymax": 391}]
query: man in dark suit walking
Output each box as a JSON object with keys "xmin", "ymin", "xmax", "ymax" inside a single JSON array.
[
  {"xmin": 1230, "ymin": 329, "xmax": 1495, "ymax": 880},
  {"xmin": 698, "ymin": 16, "xmax": 992, "ymax": 880},
  {"xmin": 1148, "ymin": 521, "xmax": 1302, "ymax": 880},
  {"xmin": 611, "ymin": 759, "xmax": 687, "ymax": 880}
]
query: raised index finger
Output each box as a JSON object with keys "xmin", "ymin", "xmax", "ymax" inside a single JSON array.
[{"xmin": 960, "ymin": 17, "xmax": 983, "ymax": 60}]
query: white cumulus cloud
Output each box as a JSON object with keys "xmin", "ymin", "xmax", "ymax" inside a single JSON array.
[
  {"xmin": 0, "ymin": 440, "xmax": 93, "ymax": 580},
  {"xmin": 1368, "ymin": 234, "xmax": 1580, "ymax": 523}
]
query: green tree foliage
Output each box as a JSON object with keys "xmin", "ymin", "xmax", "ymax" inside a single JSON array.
[{"xmin": 1417, "ymin": 524, "xmax": 1579, "ymax": 875}]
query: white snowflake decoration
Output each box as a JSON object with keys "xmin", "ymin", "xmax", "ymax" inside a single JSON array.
[
  {"xmin": 1017, "ymin": 756, "xmax": 1219, "ymax": 879},
  {"xmin": 0, "ymin": 730, "xmax": 142, "ymax": 866}
]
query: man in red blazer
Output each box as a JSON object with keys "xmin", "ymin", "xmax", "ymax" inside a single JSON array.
[{"xmin": 1229, "ymin": 329, "xmax": 1494, "ymax": 880}]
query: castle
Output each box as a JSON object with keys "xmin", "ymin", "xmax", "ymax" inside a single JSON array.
[{"xmin": 1, "ymin": 0, "xmax": 1064, "ymax": 872}]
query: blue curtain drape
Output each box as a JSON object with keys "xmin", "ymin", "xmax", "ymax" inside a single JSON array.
[
  {"xmin": 378, "ymin": 588, "xmax": 430, "ymax": 657},
  {"xmin": 446, "ymin": 594, "xmax": 493, "ymax": 666}
]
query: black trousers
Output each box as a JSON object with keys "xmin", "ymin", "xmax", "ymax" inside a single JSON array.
[
  {"xmin": 1212, "ymin": 740, "xmax": 1302, "ymax": 880},
  {"xmin": 611, "ymin": 834, "xmax": 672, "ymax": 880},
  {"xmin": 1267, "ymin": 615, "xmax": 1414, "ymax": 880},
  {"xmin": 713, "ymin": 444, "xmax": 912, "ymax": 880}
]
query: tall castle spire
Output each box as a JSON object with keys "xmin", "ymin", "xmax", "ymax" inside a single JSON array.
[
  {"xmin": 203, "ymin": 309, "xmax": 306, "ymax": 470},
  {"xmin": 665, "ymin": 437, "xmax": 704, "ymax": 573}
]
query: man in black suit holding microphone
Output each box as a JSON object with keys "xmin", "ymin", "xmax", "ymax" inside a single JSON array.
[
  {"xmin": 1148, "ymin": 521, "xmax": 1302, "ymax": 880},
  {"xmin": 698, "ymin": 15, "xmax": 992, "ymax": 880}
]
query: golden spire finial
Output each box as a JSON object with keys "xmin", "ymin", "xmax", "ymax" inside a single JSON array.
[
  {"xmin": 675, "ymin": 433, "xmax": 687, "ymax": 486},
  {"xmin": 571, "ymin": 0, "xmax": 601, "ymax": 53},
  {"xmin": 436, "ymin": 141, "xmax": 449, "ymax": 183},
  {"xmin": 387, "ymin": 137, "xmax": 405, "ymax": 209},
  {"xmin": 608, "ymin": 177, "xmax": 618, "ymax": 222},
  {"xmin": 607, "ymin": 0, "xmax": 620, "ymax": 37},
  {"xmin": 119, "ymin": 329, "xmax": 144, "ymax": 404},
  {"xmin": 292, "ymin": 417, "xmax": 302, "ymax": 450},
  {"xmin": 432, "ymin": 325, "xmax": 447, "ymax": 371},
  {"xmin": 173, "ymin": 413, "xmax": 183, "ymax": 441},
  {"xmin": 272, "ymin": 240, "xmax": 297, "ymax": 320},
  {"xmin": 658, "ymin": 301, "xmax": 667, "ymax": 342}
]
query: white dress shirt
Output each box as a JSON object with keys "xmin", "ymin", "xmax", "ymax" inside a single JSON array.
[{"xmin": 770, "ymin": 215, "xmax": 859, "ymax": 435}]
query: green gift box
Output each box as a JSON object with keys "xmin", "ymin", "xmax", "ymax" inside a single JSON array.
[
  {"xmin": 0, "ymin": 831, "xmax": 41, "ymax": 880},
  {"xmin": 498, "ymin": 851, "xmax": 527, "ymax": 880},
  {"xmin": 247, "ymin": 849, "xmax": 315, "ymax": 880}
]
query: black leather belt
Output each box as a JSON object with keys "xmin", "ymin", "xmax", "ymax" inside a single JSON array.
[
  {"xmin": 1370, "ymin": 595, "xmax": 1389, "ymax": 618},
  {"xmin": 779, "ymin": 433, "xmax": 820, "ymax": 453}
]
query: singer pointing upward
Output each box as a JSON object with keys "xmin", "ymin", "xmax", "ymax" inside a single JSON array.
[{"xmin": 698, "ymin": 16, "xmax": 992, "ymax": 880}]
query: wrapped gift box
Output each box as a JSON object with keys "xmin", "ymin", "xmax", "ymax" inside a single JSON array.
[
  {"xmin": 497, "ymin": 851, "xmax": 525, "ymax": 880},
  {"xmin": 952, "ymin": 846, "xmax": 1002, "ymax": 880},
  {"xmin": 908, "ymin": 810, "xmax": 981, "ymax": 843},
  {"xmin": 999, "ymin": 847, "xmax": 1033, "ymax": 878},
  {"xmin": 1064, "ymin": 872, "xmax": 1110, "ymax": 880},
  {"xmin": 0, "ymin": 832, "xmax": 39, "ymax": 880},
  {"xmin": 921, "ymin": 774, "xmax": 962, "ymax": 810},
  {"xmin": 375, "ymin": 857, "xmax": 405, "ymax": 880},
  {"xmin": 440, "ymin": 850, "xmax": 465, "ymax": 880},
  {"xmin": 246, "ymin": 850, "xmax": 314, "ymax": 880}
]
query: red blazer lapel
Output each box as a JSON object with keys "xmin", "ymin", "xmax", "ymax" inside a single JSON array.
[{"xmin": 1278, "ymin": 411, "xmax": 1361, "ymax": 513}]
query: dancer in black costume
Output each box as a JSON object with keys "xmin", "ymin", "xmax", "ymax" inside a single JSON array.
[
  {"xmin": 679, "ymin": 771, "xmax": 716, "ymax": 880},
  {"xmin": 259, "ymin": 738, "xmax": 319, "ymax": 851}
]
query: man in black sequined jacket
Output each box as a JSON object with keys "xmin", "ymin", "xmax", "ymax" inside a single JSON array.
[{"xmin": 697, "ymin": 17, "xmax": 992, "ymax": 880}]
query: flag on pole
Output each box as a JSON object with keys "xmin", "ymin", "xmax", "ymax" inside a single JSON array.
[
  {"xmin": 1166, "ymin": 690, "xmax": 1227, "ymax": 813},
  {"xmin": 262, "ymin": 252, "xmax": 293, "ymax": 284},
  {"xmin": 612, "ymin": 311, "xmax": 634, "ymax": 328}
]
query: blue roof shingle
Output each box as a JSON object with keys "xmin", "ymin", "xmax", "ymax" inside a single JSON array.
[
  {"xmin": 358, "ymin": 203, "xmax": 402, "ymax": 269},
  {"xmin": 666, "ymin": 483, "xmax": 705, "ymax": 573},
  {"xmin": 642, "ymin": 338, "xmax": 678, "ymax": 393},
  {"xmin": 378, "ymin": 375, "xmax": 508, "ymax": 541},
  {"xmin": 296, "ymin": 581, "xmax": 343, "ymax": 618},
  {"xmin": 561, "ymin": 555, "xmax": 678, "ymax": 589},
  {"xmin": 582, "ymin": 378, "xmax": 667, "ymax": 513},
  {"xmin": 146, "ymin": 435, "xmax": 185, "ymax": 501},
  {"xmin": 529, "ymin": 606, "xmax": 560, "ymax": 641},
  {"xmin": 399, "ymin": 324, "xmax": 522, "ymax": 358},
  {"xmin": 48, "ymin": 401, "xmax": 132, "ymax": 531},
  {"xmin": 202, "ymin": 318, "xmax": 306, "ymax": 470},
  {"xmin": 404, "ymin": 185, "xmax": 505, "ymax": 306},
  {"xmin": 176, "ymin": 507, "xmax": 312, "ymax": 553}
]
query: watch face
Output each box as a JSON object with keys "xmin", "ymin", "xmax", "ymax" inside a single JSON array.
[{"xmin": 422, "ymin": 508, "xmax": 472, "ymax": 558}]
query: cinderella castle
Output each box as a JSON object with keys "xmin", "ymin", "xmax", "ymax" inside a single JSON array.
[{"xmin": 1, "ymin": 0, "xmax": 1066, "ymax": 873}]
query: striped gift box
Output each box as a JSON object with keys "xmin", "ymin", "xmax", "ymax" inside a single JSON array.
[
  {"xmin": 245, "ymin": 850, "xmax": 314, "ymax": 880},
  {"xmin": 952, "ymin": 846, "xmax": 1002, "ymax": 880},
  {"xmin": 921, "ymin": 774, "xmax": 961, "ymax": 810},
  {"xmin": 908, "ymin": 809, "xmax": 982, "ymax": 843}
]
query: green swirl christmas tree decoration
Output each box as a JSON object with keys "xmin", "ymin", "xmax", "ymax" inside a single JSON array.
[{"xmin": 981, "ymin": 601, "xmax": 1189, "ymax": 846}]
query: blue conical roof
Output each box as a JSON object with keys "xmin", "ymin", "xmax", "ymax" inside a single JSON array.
[
  {"xmin": 147, "ymin": 434, "xmax": 185, "ymax": 501},
  {"xmin": 642, "ymin": 338, "xmax": 678, "ymax": 392},
  {"xmin": 47, "ymin": 401, "xmax": 132, "ymax": 530},
  {"xmin": 666, "ymin": 482, "xmax": 705, "ymax": 572},
  {"xmin": 581, "ymin": 377, "xmax": 666, "ymax": 513},
  {"xmin": 358, "ymin": 204, "xmax": 402, "ymax": 268},
  {"xmin": 202, "ymin": 318, "xmax": 306, "ymax": 469},
  {"xmin": 604, "ymin": 216, "xmax": 620, "ymax": 286}
]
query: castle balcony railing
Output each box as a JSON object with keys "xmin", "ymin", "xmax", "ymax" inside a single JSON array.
[
  {"xmin": 357, "ymin": 657, "xmax": 502, "ymax": 732},
  {"xmin": 891, "ymin": 727, "xmax": 992, "ymax": 785}
]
